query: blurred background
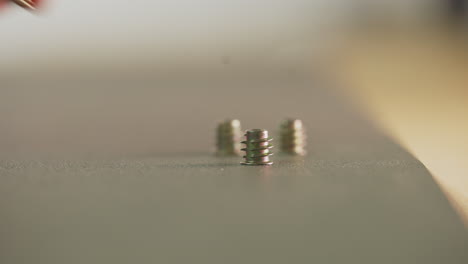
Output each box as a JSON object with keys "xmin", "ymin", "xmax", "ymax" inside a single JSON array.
[{"xmin": 1, "ymin": 0, "xmax": 467, "ymax": 225}]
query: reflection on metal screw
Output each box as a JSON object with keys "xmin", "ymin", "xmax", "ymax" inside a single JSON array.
[
  {"xmin": 279, "ymin": 118, "xmax": 306, "ymax": 155},
  {"xmin": 11, "ymin": 0, "xmax": 41, "ymax": 10},
  {"xmin": 216, "ymin": 119, "xmax": 242, "ymax": 156},
  {"xmin": 241, "ymin": 129, "xmax": 273, "ymax": 165}
]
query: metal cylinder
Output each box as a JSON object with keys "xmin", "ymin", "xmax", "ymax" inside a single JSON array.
[
  {"xmin": 278, "ymin": 119, "xmax": 306, "ymax": 155},
  {"xmin": 216, "ymin": 119, "xmax": 242, "ymax": 156},
  {"xmin": 241, "ymin": 129, "xmax": 273, "ymax": 165}
]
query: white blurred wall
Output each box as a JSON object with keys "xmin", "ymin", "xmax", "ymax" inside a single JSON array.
[{"xmin": 0, "ymin": 0, "xmax": 441, "ymax": 74}]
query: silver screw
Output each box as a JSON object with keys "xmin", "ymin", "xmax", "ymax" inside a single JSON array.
[
  {"xmin": 241, "ymin": 129, "xmax": 273, "ymax": 165},
  {"xmin": 216, "ymin": 119, "xmax": 242, "ymax": 156},
  {"xmin": 279, "ymin": 119, "xmax": 307, "ymax": 155}
]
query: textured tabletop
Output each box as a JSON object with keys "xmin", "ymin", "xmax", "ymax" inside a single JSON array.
[{"xmin": 1, "ymin": 71, "xmax": 467, "ymax": 263}]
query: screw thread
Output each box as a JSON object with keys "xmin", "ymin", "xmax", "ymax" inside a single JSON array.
[
  {"xmin": 216, "ymin": 119, "xmax": 242, "ymax": 156},
  {"xmin": 279, "ymin": 119, "xmax": 306, "ymax": 155},
  {"xmin": 241, "ymin": 129, "xmax": 273, "ymax": 165}
]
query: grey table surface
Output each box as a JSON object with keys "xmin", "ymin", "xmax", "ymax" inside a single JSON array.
[{"xmin": 1, "ymin": 70, "xmax": 467, "ymax": 263}]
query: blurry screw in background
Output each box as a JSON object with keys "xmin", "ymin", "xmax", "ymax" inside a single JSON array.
[
  {"xmin": 279, "ymin": 119, "xmax": 307, "ymax": 156},
  {"xmin": 216, "ymin": 119, "xmax": 242, "ymax": 156}
]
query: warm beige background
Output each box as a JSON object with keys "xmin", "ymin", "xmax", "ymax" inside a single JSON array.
[{"xmin": 338, "ymin": 26, "xmax": 468, "ymax": 225}]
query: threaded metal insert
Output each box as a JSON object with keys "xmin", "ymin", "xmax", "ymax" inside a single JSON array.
[
  {"xmin": 279, "ymin": 119, "xmax": 306, "ymax": 155},
  {"xmin": 241, "ymin": 129, "xmax": 273, "ymax": 165},
  {"xmin": 216, "ymin": 119, "xmax": 242, "ymax": 156}
]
